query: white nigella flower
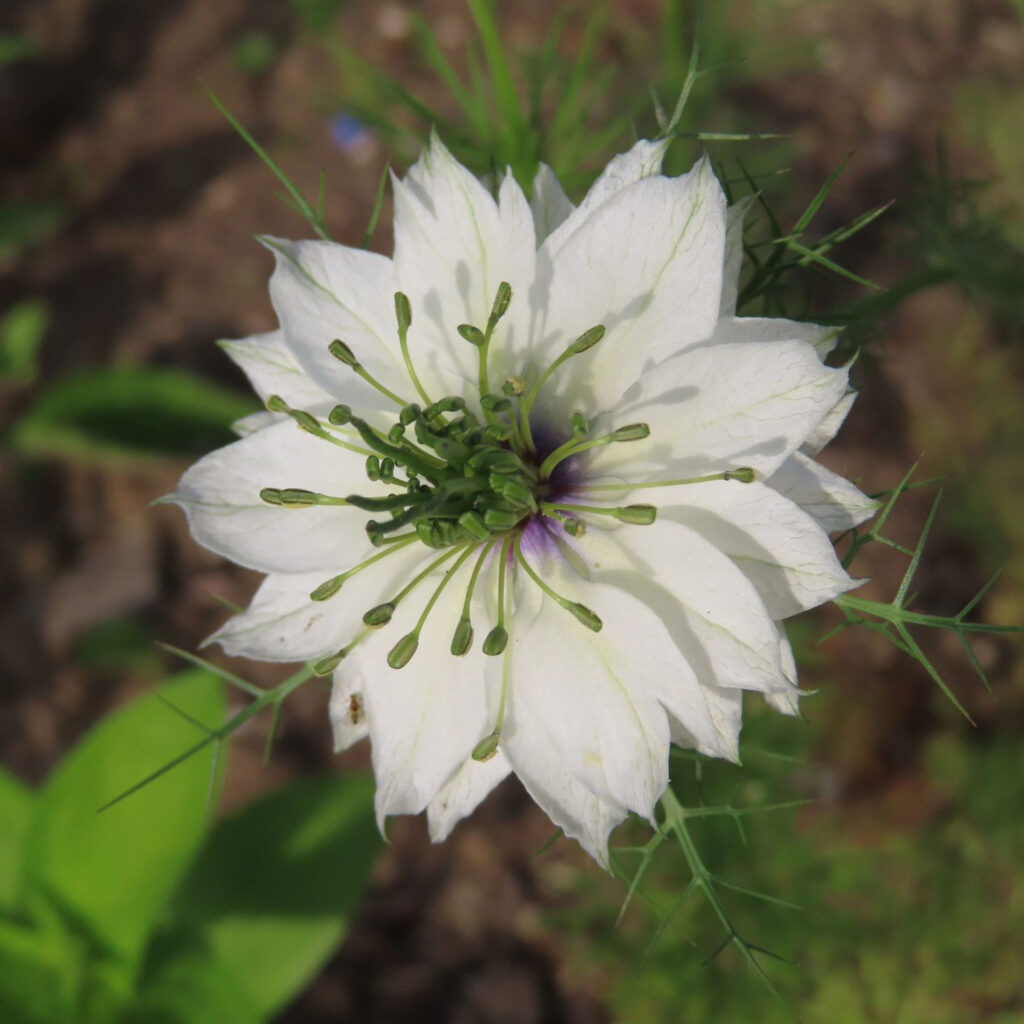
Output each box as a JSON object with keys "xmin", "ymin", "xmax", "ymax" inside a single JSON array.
[{"xmin": 172, "ymin": 135, "xmax": 877, "ymax": 865}]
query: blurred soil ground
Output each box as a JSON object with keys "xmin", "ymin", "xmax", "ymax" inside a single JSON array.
[{"xmin": 1, "ymin": 0, "xmax": 1022, "ymax": 1021}]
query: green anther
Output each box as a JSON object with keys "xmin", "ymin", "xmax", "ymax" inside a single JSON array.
[
  {"xmin": 610, "ymin": 423, "xmax": 650, "ymax": 442},
  {"xmin": 260, "ymin": 488, "xmax": 344, "ymax": 508},
  {"xmin": 490, "ymin": 475, "xmax": 535, "ymax": 510},
  {"xmin": 451, "ymin": 616, "xmax": 474, "ymax": 656},
  {"xmin": 483, "ymin": 625, "xmax": 508, "ymax": 656},
  {"xmin": 365, "ymin": 455, "xmax": 381, "ymax": 480},
  {"xmin": 363, "ymin": 603, "xmax": 395, "ymax": 627},
  {"xmin": 265, "ymin": 394, "xmax": 288, "ymax": 413},
  {"xmin": 423, "ymin": 396, "xmax": 466, "ymax": 418},
  {"xmin": 614, "ymin": 504, "xmax": 657, "ymax": 525},
  {"xmin": 571, "ymin": 412, "xmax": 588, "ymax": 439},
  {"xmin": 481, "ymin": 393, "xmax": 512, "ymax": 414},
  {"xmin": 387, "ymin": 423, "xmax": 405, "ymax": 443},
  {"xmin": 291, "ymin": 409, "xmax": 322, "ymax": 435},
  {"xmin": 329, "ymin": 405, "xmax": 352, "ymax": 425},
  {"xmin": 416, "ymin": 519, "xmax": 445, "ymax": 548},
  {"xmin": 484, "ymin": 507, "xmax": 523, "ymax": 531},
  {"xmin": 568, "ymin": 324, "xmax": 606, "ymax": 355},
  {"xmin": 502, "ymin": 376, "xmax": 526, "ymax": 396},
  {"xmin": 381, "ymin": 458, "xmax": 396, "ymax": 481},
  {"xmin": 387, "ymin": 633, "xmax": 419, "ymax": 669},
  {"xmin": 484, "ymin": 422, "xmax": 514, "ymax": 443},
  {"xmin": 394, "ymin": 291, "xmax": 413, "ymax": 332},
  {"xmin": 471, "ymin": 732, "xmax": 500, "ymax": 762},
  {"xmin": 310, "ymin": 574, "xmax": 346, "ymax": 601},
  {"xmin": 328, "ymin": 339, "xmax": 358, "ymax": 367},
  {"xmin": 458, "ymin": 324, "xmax": 486, "ymax": 347},
  {"xmin": 458, "ymin": 511, "xmax": 490, "ymax": 541},
  {"xmin": 725, "ymin": 467, "xmax": 757, "ymax": 483},
  {"xmin": 313, "ymin": 648, "xmax": 346, "ymax": 676},
  {"xmin": 259, "ymin": 487, "xmax": 284, "ymax": 506},
  {"xmin": 566, "ymin": 602, "xmax": 602, "ymax": 632},
  {"xmin": 400, "ymin": 403, "xmax": 421, "ymax": 425},
  {"xmin": 486, "ymin": 281, "xmax": 513, "ymax": 333}
]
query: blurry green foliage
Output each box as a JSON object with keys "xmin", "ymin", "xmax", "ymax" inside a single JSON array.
[
  {"xmin": 557, "ymin": 706, "xmax": 1024, "ymax": 1024},
  {"xmin": 0, "ymin": 300, "xmax": 48, "ymax": 385},
  {"xmin": 231, "ymin": 31, "xmax": 280, "ymax": 77},
  {"xmin": 12, "ymin": 366, "xmax": 258, "ymax": 465},
  {"xmin": 0, "ymin": 670, "xmax": 379, "ymax": 1023},
  {"xmin": 0, "ymin": 33, "xmax": 39, "ymax": 68},
  {"xmin": 290, "ymin": 0, "xmax": 350, "ymax": 35},
  {"xmin": 0, "ymin": 201, "xmax": 66, "ymax": 261}
]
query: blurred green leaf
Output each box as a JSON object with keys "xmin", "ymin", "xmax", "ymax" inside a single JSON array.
[
  {"xmin": 0, "ymin": 201, "xmax": 66, "ymax": 260},
  {"xmin": 231, "ymin": 31, "xmax": 279, "ymax": 77},
  {"xmin": 0, "ymin": 34, "xmax": 39, "ymax": 68},
  {"xmin": 21, "ymin": 671, "xmax": 225, "ymax": 965},
  {"xmin": 170, "ymin": 774, "xmax": 378, "ymax": 1017},
  {"xmin": 12, "ymin": 366, "xmax": 258, "ymax": 464},
  {"xmin": 126, "ymin": 929, "xmax": 262, "ymax": 1024},
  {"xmin": 0, "ymin": 770, "xmax": 32, "ymax": 910},
  {"xmin": 0, "ymin": 920, "xmax": 71, "ymax": 1024},
  {"xmin": 0, "ymin": 300, "xmax": 48, "ymax": 385},
  {"xmin": 290, "ymin": 0, "xmax": 348, "ymax": 35}
]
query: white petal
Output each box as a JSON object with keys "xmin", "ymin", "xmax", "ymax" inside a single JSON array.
[
  {"xmin": 765, "ymin": 629, "xmax": 800, "ymax": 716},
  {"xmin": 426, "ymin": 752, "xmax": 510, "ymax": 842},
  {"xmin": 169, "ymin": 418, "xmax": 374, "ymax": 573},
  {"xmin": 569, "ymin": 519, "xmax": 789, "ymax": 698},
  {"xmin": 351, "ymin": 564, "xmax": 497, "ymax": 829},
  {"xmin": 768, "ymin": 452, "xmax": 879, "ymax": 532},
  {"xmin": 671, "ymin": 685, "xmax": 743, "ymax": 761},
  {"xmin": 329, "ymin": 668, "xmax": 369, "ymax": 752},
  {"xmin": 720, "ymin": 195, "xmax": 753, "ymax": 317},
  {"xmin": 231, "ymin": 410, "xmax": 278, "ymax": 437},
  {"xmin": 589, "ymin": 339, "xmax": 849, "ymax": 480},
  {"xmin": 530, "ymin": 163, "xmax": 575, "ymax": 242},
  {"xmin": 504, "ymin": 574, "xmax": 708, "ymax": 821},
  {"xmin": 219, "ymin": 329, "xmax": 336, "ymax": 409},
  {"xmin": 531, "ymin": 157, "xmax": 727, "ymax": 417},
  {"xmin": 802, "ymin": 389, "xmax": 856, "ymax": 455},
  {"xmin": 264, "ymin": 237, "xmax": 410, "ymax": 409},
  {"xmin": 541, "ymin": 138, "xmax": 670, "ymax": 253},
  {"xmin": 207, "ymin": 541, "xmax": 426, "ymax": 662},
  {"xmin": 662, "ymin": 480, "xmax": 860, "ymax": 619},
  {"xmin": 709, "ymin": 315, "xmax": 841, "ymax": 358},
  {"xmin": 392, "ymin": 135, "xmax": 536, "ymax": 400}
]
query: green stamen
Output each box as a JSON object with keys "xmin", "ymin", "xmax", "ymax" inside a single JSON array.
[
  {"xmin": 541, "ymin": 501, "xmax": 657, "ymax": 525},
  {"xmin": 386, "ymin": 546, "xmax": 476, "ymax": 669},
  {"xmin": 362, "ymin": 546, "xmax": 465, "ymax": 629},
  {"xmin": 515, "ymin": 535, "xmax": 602, "ymax": 632},
  {"xmin": 310, "ymin": 536, "xmax": 419, "ymax": 602},
  {"xmin": 538, "ymin": 422, "xmax": 650, "ymax": 479},
  {"xmin": 452, "ymin": 542, "xmax": 494, "ymax": 655},
  {"xmin": 259, "ymin": 488, "xmax": 349, "ymax": 508},
  {"xmin": 482, "ymin": 535, "xmax": 514, "ymax": 657},
  {"xmin": 328, "ymin": 338, "xmax": 409, "ymax": 407},
  {"xmin": 581, "ymin": 467, "xmax": 758, "ymax": 493},
  {"xmin": 394, "ymin": 291, "xmax": 433, "ymax": 406}
]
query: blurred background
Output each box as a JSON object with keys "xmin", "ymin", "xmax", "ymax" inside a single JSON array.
[{"xmin": 1, "ymin": 0, "xmax": 1023, "ymax": 1021}]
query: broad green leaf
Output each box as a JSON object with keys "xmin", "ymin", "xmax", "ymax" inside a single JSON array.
[
  {"xmin": 12, "ymin": 366, "xmax": 257, "ymax": 465},
  {"xmin": 171, "ymin": 774, "xmax": 378, "ymax": 1016},
  {"xmin": 0, "ymin": 300, "xmax": 48, "ymax": 385},
  {"xmin": 0, "ymin": 768, "xmax": 32, "ymax": 909},
  {"xmin": 0, "ymin": 920, "xmax": 71, "ymax": 1024},
  {"xmin": 126, "ymin": 927, "xmax": 262, "ymax": 1024},
  {"xmin": 21, "ymin": 671, "xmax": 225, "ymax": 965}
]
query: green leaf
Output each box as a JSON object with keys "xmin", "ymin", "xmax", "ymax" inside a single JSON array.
[
  {"xmin": 21, "ymin": 671, "xmax": 225, "ymax": 965},
  {"xmin": 170, "ymin": 774, "xmax": 379, "ymax": 1016},
  {"xmin": 0, "ymin": 769, "xmax": 32, "ymax": 910},
  {"xmin": 0, "ymin": 920, "xmax": 71, "ymax": 1024},
  {"xmin": 0, "ymin": 300, "xmax": 48, "ymax": 385},
  {"xmin": 126, "ymin": 928, "xmax": 262, "ymax": 1024},
  {"xmin": 12, "ymin": 366, "xmax": 257, "ymax": 465}
]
